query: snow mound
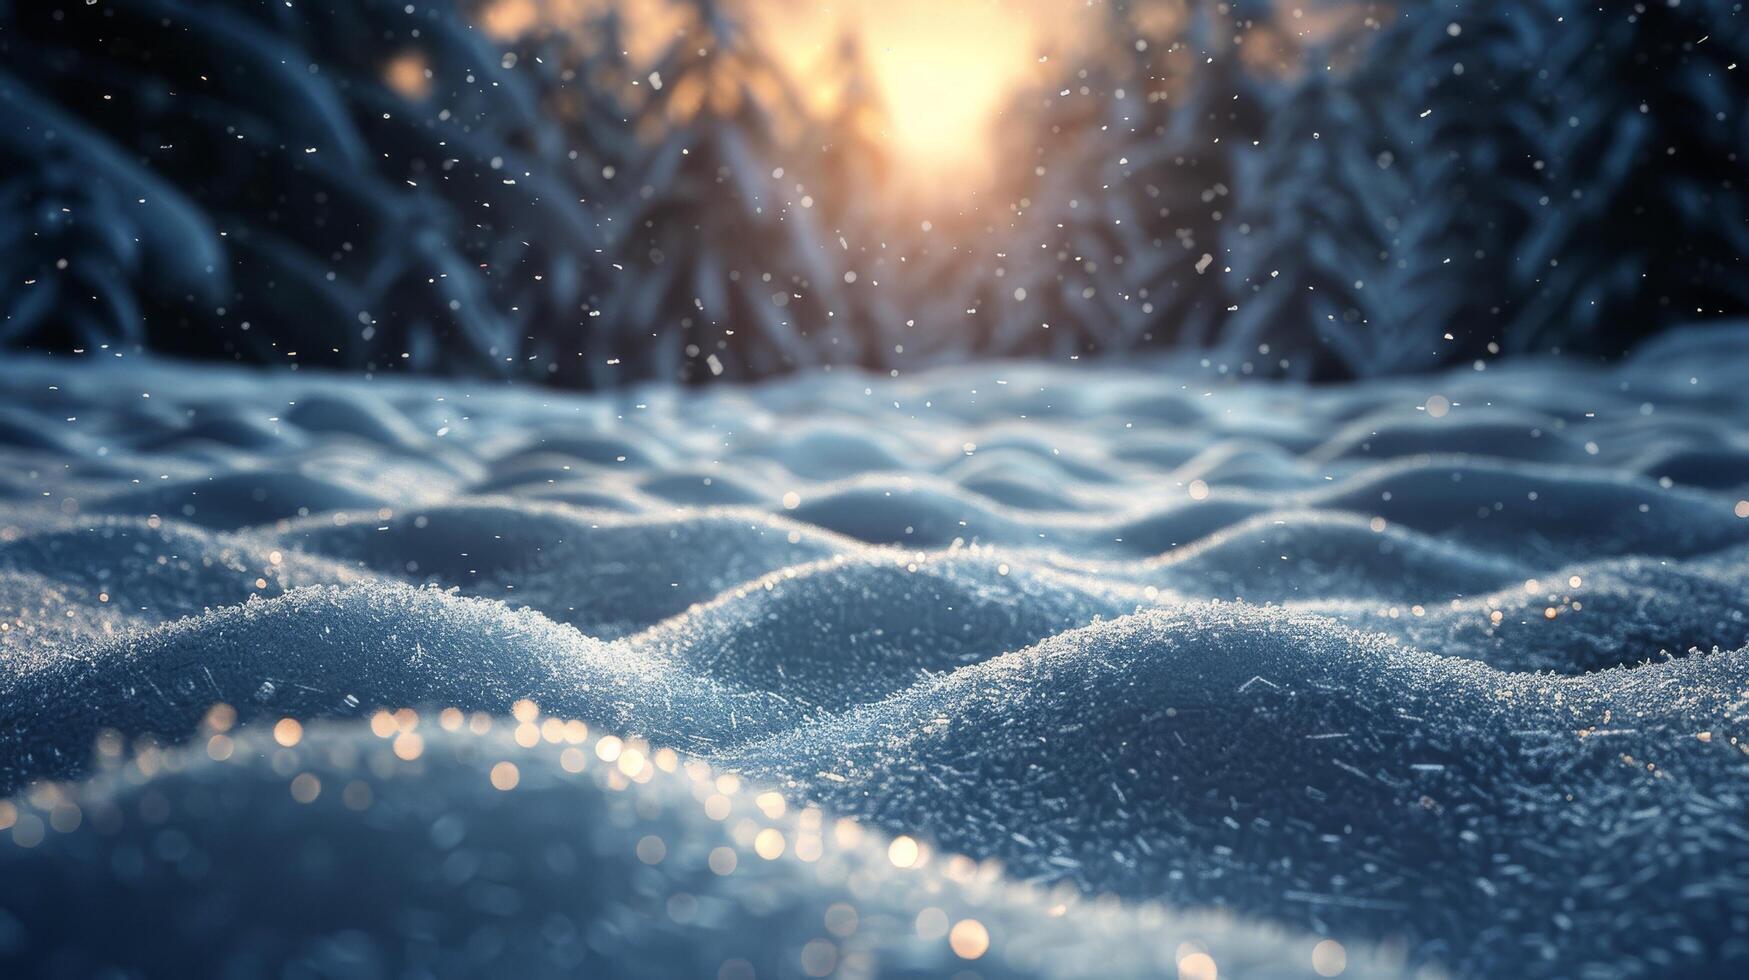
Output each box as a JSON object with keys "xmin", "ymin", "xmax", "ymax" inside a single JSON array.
[
  {"xmin": 1, "ymin": 583, "xmax": 797, "ymax": 780},
  {"xmin": 3, "ymin": 326, "xmax": 1749, "ymax": 976},
  {"xmin": 0, "ymin": 723, "xmax": 1411, "ymax": 979},
  {"xmin": 729, "ymin": 605, "xmax": 1749, "ymax": 977}
]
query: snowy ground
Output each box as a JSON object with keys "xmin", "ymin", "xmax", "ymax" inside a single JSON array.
[{"xmin": 2, "ymin": 326, "xmax": 1748, "ymax": 977}]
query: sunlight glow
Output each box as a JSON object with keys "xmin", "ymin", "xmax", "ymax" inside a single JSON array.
[
  {"xmin": 767, "ymin": 1, "xmax": 1064, "ymax": 181},
  {"xmin": 482, "ymin": 0, "xmax": 1085, "ymax": 183}
]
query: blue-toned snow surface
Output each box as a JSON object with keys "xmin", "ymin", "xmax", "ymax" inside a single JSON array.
[{"xmin": 3, "ymin": 326, "xmax": 1749, "ymax": 978}]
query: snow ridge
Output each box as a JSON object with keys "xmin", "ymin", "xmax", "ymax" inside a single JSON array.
[{"xmin": 3, "ymin": 326, "xmax": 1749, "ymax": 976}]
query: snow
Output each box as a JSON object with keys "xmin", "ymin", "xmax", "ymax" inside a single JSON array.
[
  {"xmin": 0, "ymin": 721, "xmax": 1408, "ymax": 979},
  {"xmin": 2, "ymin": 323, "xmax": 1748, "ymax": 976}
]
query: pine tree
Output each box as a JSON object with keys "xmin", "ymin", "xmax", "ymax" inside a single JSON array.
[
  {"xmin": 5, "ymin": 0, "xmax": 1743, "ymax": 381},
  {"xmin": 499, "ymin": 3, "xmax": 649, "ymax": 381},
  {"xmin": 801, "ymin": 30, "xmax": 907, "ymax": 370},
  {"xmin": 1218, "ymin": 8, "xmax": 1493, "ymax": 378},
  {"xmin": 990, "ymin": 0, "xmax": 1264, "ymax": 360},
  {"xmin": 1, "ymin": 76, "xmax": 224, "ymax": 351},
  {"xmin": 592, "ymin": 0, "xmax": 854, "ymax": 383},
  {"xmin": 1498, "ymin": 0, "xmax": 1749, "ymax": 356},
  {"xmin": 1222, "ymin": 0, "xmax": 1749, "ymax": 375},
  {"xmin": 0, "ymin": 0, "xmax": 604, "ymax": 375}
]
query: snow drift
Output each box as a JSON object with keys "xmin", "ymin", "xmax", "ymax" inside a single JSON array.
[{"xmin": 3, "ymin": 326, "xmax": 1749, "ymax": 976}]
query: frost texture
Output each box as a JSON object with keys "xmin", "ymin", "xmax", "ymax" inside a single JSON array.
[
  {"xmin": 3, "ymin": 325, "xmax": 1749, "ymax": 976},
  {"xmin": 0, "ymin": 724, "xmax": 1409, "ymax": 979}
]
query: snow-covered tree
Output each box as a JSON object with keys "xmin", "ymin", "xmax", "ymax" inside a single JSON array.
[
  {"xmin": 3, "ymin": 0, "xmax": 1744, "ymax": 382},
  {"xmin": 799, "ymin": 31, "xmax": 908, "ymax": 370},
  {"xmin": 0, "ymin": 0, "xmax": 603, "ymax": 374},
  {"xmin": 986, "ymin": 0, "xmax": 1265, "ymax": 360},
  {"xmin": 585, "ymin": 0, "xmax": 858, "ymax": 384},
  {"xmin": 1222, "ymin": 0, "xmax": 1749, "ymax": 375}
]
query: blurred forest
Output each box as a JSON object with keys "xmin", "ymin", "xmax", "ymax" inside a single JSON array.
[{"xmin": 1, "ymin": 0, "xmax": 1745, "ymax": 383}]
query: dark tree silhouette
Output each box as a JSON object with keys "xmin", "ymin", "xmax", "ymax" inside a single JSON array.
[
  {"xmin": 1, "ymin": 0, "xmax": 602, "ymax": 374},
  {"xmin": 984, "ymin": 0, "xmax": 1265, "ymax": 361},
  {"xmin": 585, "ymin": 0, "xmax": 859, "ymax": 384},
  {"xmin": 1, "ymin": 0, "xmax": 1745, "ymax": 382},
  {"xmin": 1223, "ymin": 0, "xmax": 1749, "ymax": 376}
]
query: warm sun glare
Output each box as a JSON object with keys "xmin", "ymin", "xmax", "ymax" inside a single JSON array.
[
  {"xmin": 765, "ymin": 1, "xmax": 1073, "ymax": 182},
  {"xmin": 485, "ymin": 0, "xmax": 1080, "ymax": 184}
]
